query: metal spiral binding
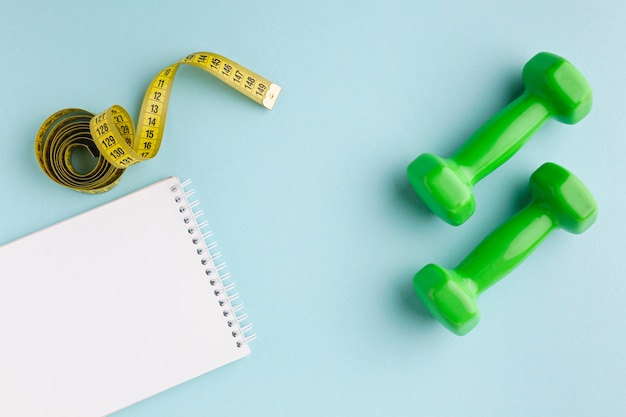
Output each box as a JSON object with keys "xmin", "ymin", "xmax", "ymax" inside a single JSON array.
[{"xmin": 170, "ymin": 179, "xmax": 255, "ymax": 348}]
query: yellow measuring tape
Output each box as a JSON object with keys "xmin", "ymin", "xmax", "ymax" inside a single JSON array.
[{"xmin": 35, "ymin": 52, "xmax": 281, "ymax": 193}]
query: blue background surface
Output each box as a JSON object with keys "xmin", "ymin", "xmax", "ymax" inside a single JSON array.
[{"xmin": 1, "ymin": 0, "xmax": 625, "ymax": 415}]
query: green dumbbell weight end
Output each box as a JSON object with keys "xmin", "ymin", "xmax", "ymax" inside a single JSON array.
[
  {"xmin": 412, "ymin": 163, "xmax": 597, "ymax": 335},
  {"xmin": 407, "ymin": 52, "xmax": 592, "ymax": 225}
]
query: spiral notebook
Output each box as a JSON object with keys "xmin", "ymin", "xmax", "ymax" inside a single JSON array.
[{"xmin": 0, "ymin": 177, "xmax": 254, "ymax": 417}]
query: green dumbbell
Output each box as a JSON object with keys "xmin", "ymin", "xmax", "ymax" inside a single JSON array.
[
  {"xmin": 407, "ymin": 52, "xmax": 592, "ymax": 226},
  {"xmin": 412, "ymin": 162, "xmax": 597, "ymax": 335}
]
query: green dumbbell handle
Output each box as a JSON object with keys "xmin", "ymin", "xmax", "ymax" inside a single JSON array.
[
  {"xmin": 454, "ymin": 93, "xmax": 551, "ymax": 183},
  {"xmin": 456, "ymin": 202, "xmax": 554, "ymax": 294}
]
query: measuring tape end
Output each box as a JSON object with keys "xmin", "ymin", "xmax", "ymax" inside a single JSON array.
[{"xmin": 263, "ymin": 83, "xmax": 282, "ymax": 110}]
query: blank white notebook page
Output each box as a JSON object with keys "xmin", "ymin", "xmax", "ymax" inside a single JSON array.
[{"xmin": 0, "ymin": 177, "xmax": 251, "ymax": 417}]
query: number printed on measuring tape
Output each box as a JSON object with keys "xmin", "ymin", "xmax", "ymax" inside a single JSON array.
[{"xmin": 35, "ymin": 52, "xmax": 281, "ymax": 193}]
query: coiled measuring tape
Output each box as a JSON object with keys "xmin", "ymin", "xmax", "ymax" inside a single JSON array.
[{"xmin": 35, "ymin": 52, "xmax": 281, "ymax": 193}]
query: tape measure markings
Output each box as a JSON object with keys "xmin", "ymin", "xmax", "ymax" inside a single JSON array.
[{"xmin": 35, "ymin": 52, "xmax": 281, "ymax": 193}]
